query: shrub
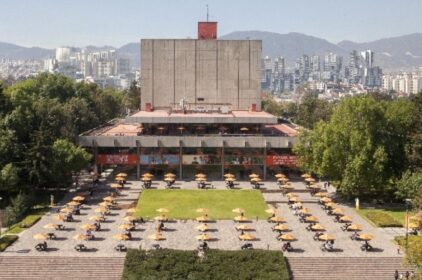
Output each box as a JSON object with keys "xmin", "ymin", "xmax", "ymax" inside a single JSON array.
[
  {"xmin": 366, "ymin": 211, "xmax": 402, "ymax": 227},
  {"xmin": 20, "ymin": 215, "xmax": 41, "ymax": 228},
  {"xmin": 123, "ymin": 249, "xmax": 289, "ymax": 280},
  {"xmin": 0, "ymin": 235, "xmax": 18, "ymax": 251},
  {"xmin": 2, "ymin": 192, "xmax": 31, "ymax": 226}
]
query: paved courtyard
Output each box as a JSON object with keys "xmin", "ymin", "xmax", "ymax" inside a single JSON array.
[{"xmin": 2, "ymin": 176, "xmax": 400, "ymax": 258}]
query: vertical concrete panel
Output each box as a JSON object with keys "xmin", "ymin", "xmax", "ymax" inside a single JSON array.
[
  {"xmin": 141, "ymin": 40, "xmax": 153, "ymax": 110},
  {"xmin": 197, "ymin": 40, "xmax": 217, "ymax": 104},
  {"xmin": 175, "ymin": 40, "xmax": 196, "ymax": 104},
  {"xmin": 153, "ymin": 40, "xmax": 175, "ymax": 109}
]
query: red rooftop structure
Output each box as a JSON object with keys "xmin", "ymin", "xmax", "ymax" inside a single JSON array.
[{"xmin": 198, "ymin": 22, "xmax": 217, "ymax": 39}]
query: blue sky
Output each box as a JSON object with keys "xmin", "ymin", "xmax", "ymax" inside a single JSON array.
[{"xmin": 0, "ymin": 0, "xmax": 421, "ymax": 48}]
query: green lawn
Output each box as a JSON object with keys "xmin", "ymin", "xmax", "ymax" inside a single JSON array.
[
  {"xmin": 136, "ymin": 189, "xmax": 268, "ymax": 220},
  {"xmin": 356, "ymin": 208, "xmax": 406, "ymax": 227}
]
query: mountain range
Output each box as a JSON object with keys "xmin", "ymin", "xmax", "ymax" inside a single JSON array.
[{"xmin": 2, "ymin": 31, "xmax": 422, "ymax": 71}]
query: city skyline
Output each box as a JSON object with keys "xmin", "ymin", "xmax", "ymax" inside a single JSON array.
[{"xmin": 1, "ymin": 0, "xmax": 422, "ymax": 48}]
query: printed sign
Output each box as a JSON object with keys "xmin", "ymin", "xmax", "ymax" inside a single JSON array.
[
  {"xmin": 96, "ymin": 154, "xmax": 138, "ymax": 165},
  {"xmin": 182, "ymin": 155, "xmax": 221, "ymax": 165},
  {"xmin": 140, "ymin": 155, "xmax": 179, "ymax": 165},
  {"xmin": 266, "ymin": 155, "xmax": 297, "ymax": 167}
]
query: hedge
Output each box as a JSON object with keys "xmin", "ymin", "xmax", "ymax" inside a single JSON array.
[
  {"xmin": 123, "ymin": 249, "xmax": 289, "ymax": 280},
  {"xmin": 365, "ymin": 212, "xmax": 402, "ymax": 227},
  {"xmin": 0, "ymin": 235, "xmax": 19, "ymax": 252}
]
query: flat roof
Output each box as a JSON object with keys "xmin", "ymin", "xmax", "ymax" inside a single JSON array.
[{"xmin": 126, "ymin": 110, "xmax": 277, "ymax": 124}]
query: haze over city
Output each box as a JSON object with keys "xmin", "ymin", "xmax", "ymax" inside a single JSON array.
[{"xmin": 1, "ymin": 0, "xmax": 422, "ymax": 48}]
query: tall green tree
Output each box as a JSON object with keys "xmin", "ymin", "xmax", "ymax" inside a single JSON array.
[{"xmin": 294, "ymin": 95, "xmax": 414, "ymax": 199}]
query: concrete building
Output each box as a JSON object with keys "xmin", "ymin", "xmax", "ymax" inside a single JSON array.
[
  {"xmin": 141, "ymin": 39, "xmax": 262, "ymax": 111},
  {"xmin": 79, "ymin": 22, "xmax": 298, "ymax": 180}
]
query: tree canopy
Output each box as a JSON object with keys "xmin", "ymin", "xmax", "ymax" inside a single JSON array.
[
  {"xmin": 0, "ymin": 73, "xmax": 124, "ymax": 195},
  {"xmin": 294, "ymin": 95, "xmax": 416, "ymax": 200}
]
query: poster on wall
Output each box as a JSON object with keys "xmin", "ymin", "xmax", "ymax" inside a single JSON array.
[
  {"xmin": 182, "ymin": 155, "xmax": 220, "ymax": 165},
  {"xmin": 224, "ymin": 155, "xmax": 263, "ymax": 165},
  {"xmin": 96, "ymin": 154, "xmax": 138, "ymax": 165},
  {"xmin": 266, "ymin": 155, "xmax": 297, "ymax": 167},
  {"xmin": 140, "ymin": 155, "xmax": 179, "ymax": 165}
]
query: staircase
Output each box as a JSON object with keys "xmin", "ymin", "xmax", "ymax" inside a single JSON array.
[
  {"xmin": 0, "ymin": 256, "xmax": 125, "ymax": 280},
  {"xmin": 287, "ymin": 257, "xmax": 414, "ymax": 280}
]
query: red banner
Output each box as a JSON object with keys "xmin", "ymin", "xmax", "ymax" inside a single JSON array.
[
  {"xmin": 266, "ymin": 155, "xmax": 297, "ymax": 167},
  {"xmin": 96, "ymin": 154, "xmax": 138, "ymax": 165}
]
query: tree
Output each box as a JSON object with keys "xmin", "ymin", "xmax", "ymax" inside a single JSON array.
[
  {"xmin": 395, "ymin": 171, "xmax": 422, "ymax": 200},
  {"xmin": 124, "ymin": 80, "xmax": 141, "ymax": 112},
  {"xmin": 51, "ymin": 139, "xmax": 92, "ymax": 187},
  {"xmin": 295, "ymin": 92, "xmax": 334, "ymax": 129},
  {"xmin": 0, "ymin": 163, "xmax": 20, "ymax": 193},
  {"xmin": 408, "ymin": 91, "xmax": 422, "ymax": 171},
  {"xmin": 294, "ymin": 95, "xmax": 414, "ymax": 200}
]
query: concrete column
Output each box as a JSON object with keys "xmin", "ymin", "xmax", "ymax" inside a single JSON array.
[
  {"xmin": 136, "ymin": 142, "xmax": 140, "ymax": 179},
  {"xmin": 263, "ymin": 143, "xmax": 267, "ymax": 180},
  {"xmin": 221, "ymin": 141, "xmax": 225, "ymax": 179},
  {"xmin": 93, "ymin": 142, "xmax": 99, "ymax": 174},
  {"xmin": 179, "ymin": 142, "xmax": 183, "ymax": 179}
]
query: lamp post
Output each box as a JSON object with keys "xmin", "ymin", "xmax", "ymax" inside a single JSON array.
[
  {"xmin": 405, "ymin": 198, "xmax": 412, "ymax": 251},
  {"xmin": 0, "ymin": 196, "xmax": 3, "ymax": 237}
]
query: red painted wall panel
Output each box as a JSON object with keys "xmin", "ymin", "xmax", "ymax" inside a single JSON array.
[{"xmin": 198, "ymin": 22, "xmax": 217, "ymax": 40}]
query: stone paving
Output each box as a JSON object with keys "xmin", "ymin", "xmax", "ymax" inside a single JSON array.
[{"xmin": 2, "ymin": 176, "xmax": 401, "ymax": 258}]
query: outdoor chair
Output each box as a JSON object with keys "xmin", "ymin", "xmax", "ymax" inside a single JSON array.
[
  {"xmin": 74, "ymin": 244, "xmax": 87, "ymax": 252},
  {"xmin": 114, "ymin": 244, "xmax": 127, "ymax": 252},
  {"xmin": 152, "ymin": 244, "xmax": 161, "ymax": 250},
  {"xmin": 360, "ymin": 242, "xmax": 373, "ymax": 251},
  {"xmin": 241, "ymin": 243, "xmax": 253, "ymax": 250},
  {"xmin": 35, "ymin": 243, "xmax": 47, "ymax": 251}
]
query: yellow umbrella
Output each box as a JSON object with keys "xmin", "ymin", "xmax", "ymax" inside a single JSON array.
[
  {"xmin": 165, "ymin": 172, "xmax": 176, "ymax": 177},
  {"xmin": 275, "ymin": 173, "xmax": 286, "ymax": 178},
  {"xmin": 60, "ymin": 208, "xmax": 73, "ymax": 214},
  {"xmin": 196, "ymin": 224, "xmax": 209, "ymax": 232},
  {"xmin": 282, "ymin": 184, "xmax": 294, "ymax": 189},
  {"xmin": 279, "ymin": 234, "xmax": 296, "ymax": 241},
  {"xmin": 126, "ymin": 208, "xmax": 137, "ymax": 213},
  {"xmin": 347, "ymin": 224, "xmax": 362, "ymax": 231},
  {"xmin": 232, "ymin": 208, "xmax": 245, "ymax": 214},
  {"xmin": 225, "ymin": 178, "xmax": 236, "ymax": 182},
  {"xmin": 196, "ymin": 208, "xmax": 208, "ymax": 213},
  {"xmin": 119, "ymin": 224, "xmax": 134, "ymax": 230},
  {"xmin": 289, "ymin": 197, "xmax": 301, "ymax": 203},
  {"xmin": 265, "ymin": 208, "xmax": 277, "ymax": 215},
  {"xmin": 88, "ymin": 216, "xmax": 105, "ymax": 222},
  {"xmin": 115, "ymin": 176, "xmax": 125, "ymax": 181},
  {"xmin": 234, "ymin": 216, "xmax": 249, "ymax": 222},
  {"xmin": 305, "ymin": 216, "xmax": 319, "ymax": 223},
  {"xmin": 273, "ymin": 224, "xmax": 290, "ymax": 231},
  {"xmin": 80, "ymin": 224, "xmax": 96, "ymax": 231},
  {"xmin": 408, "ymin": 222, "xmax": 420, "ymax": 229},
  {"xmin": 154, "ymin": 215, "xmax": 168, "ymax": 221},
  {"xmin": 33, "ymin": 233, "xmax": 48, "ymax": 240},
  {"xmin": 299, "ymin": 208, "xmax": 311, "ymax": 215},
  {"xmin": 240, "ymin": 127, "xmax": 249, "ymax": 132},
  {"xmin": 309, "ymin": 185, "xmax": 321, "ymax": 189},
  {"xmin": 43, "ymin": 223, "xmax": 58, "ymax": 230},
  {"xmin": 286, "ymin": 193, "xmax": 297, "ymax": 198},
  {"xmin": 305, "ymin": 178, "xmax": 316, "ymax": 182},
  {"xmin": 156, "ymin": 208, "xmax": 169, "ymax": 213},
  {"xmin": 310, "ymin": 224, "xmax": 326, "ymax": 231},
  {"xmin": 94, "ymin": 207, "xmax": 108, "ymax": 213},
  {"xmin": 239, "ymin": 233, "xmax": 256, "ymax": 241},
  {"xmin": 318, "ymin": 234, "xmax": 335, "ymax": 241},
  {"xmin": 358, "ymin": 234, "xmax": 373, "ymax": 241},
  {"xmin": 269, "ymin": 216, "xmax": 285, "ymax": 223},
  {"xmin": 99, "ymin": 201, "xmax": 112, "ymax": 207},
  {"xmin": 277, "ymin": 178, "xmax": 289, "ymax": 182},
  {"xmin": 195, "ymin": 178, "xmax": 206, "ymax": 182},
  {"xmin": 124, "ymin": 216, "xmax": 137, "ymax": 222},
  {"xmin": 116, "ymin": 173, "xmax": 127, "ymax": 177},
  {"xmin": 332, "ymin": 208, "xmax": 344, "ymax": 215},
  {"xmin": 113, "ymin": 234, "xmax": 129, "ymax": 241},
  {"xmin": 164, "ymin": 178, "xmax": 175, "ymax": 182},
  {"xmin": 148, "ymin": 233, "xmax": 165, "ymax": 240},
  {"xmin": 324, "ymin": 202, "xmax": 337, "ymax": 208},
  {"xmin": 73, "ymin": 234, "xmax": 87, "ymax": 241},
  {"xmin": 72, "ymin": 196, "xmax": 85, "ymax": 202},
  {"xmin": 340, "ymin": 216, "xmax": 353, "ymax": 223},
  {"xmin": 67, "ymin": 201, "xmax": 81, "ymax": 206},
  {"xmin": 196, "ymin": 216, "xmax": 211, "ymax": 222},
  {"xmin": 250, "ymin": 178, "xmax": 261, "ymax": 182},
  {"xmin": 195, "ymin": 173, "xmax": 206, "ymax": 177},
  {"xmin": 53, "ymin": 215, "xmax": 65, "ymax": 221},
  {"xmin": 143, "ymin": 173, "xmax": 154, "ymax": 177},
  {"xmin": 249, "ymin": 173, "xmax": 259, "ymax": 178},
  {"xmin": 224, "ymin": 173, "xmax": 235, "ymax": 178},
  {"xmin": 236, "ymin": 224, "xmax": 253, "ymax": 231},
  {"xmin": 196, "ymin": 234, "xmax": 212, "ymax": 241},
  {"xmin": 314, "ymin": 192, "xmax": 327, "ymax": 197},
  {"xmin": 301, "ymin": 173, "xmax": 311, "ymax": 178},
  {"xmin": 111, "ymin": 183, "xmax": 123, "ymax": 189}
]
